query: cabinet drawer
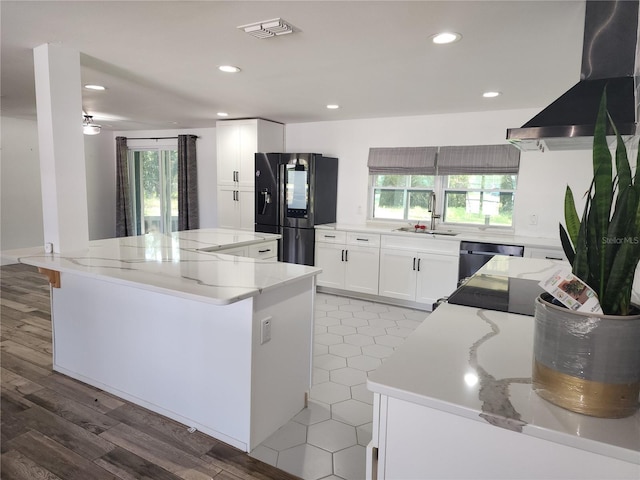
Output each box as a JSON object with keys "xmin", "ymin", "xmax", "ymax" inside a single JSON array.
[
  {"xmin": 525, "ymin": 247, "xmax": 566, "ymax": 261},
  {"xmin": 315, "ymin": 230, "xmax": 347, "ymax": 244},
  {"xmin": 248, "ymin": 241, "xmax": 278, "ymax": 260},
  {"xmin": 347, "ymin": 232, "xmax": 380, "ymax": 248}
]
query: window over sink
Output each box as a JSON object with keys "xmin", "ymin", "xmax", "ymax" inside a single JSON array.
[{"xmin": 367, "ymin": 145, "xmax": 520, "ymax": 228}]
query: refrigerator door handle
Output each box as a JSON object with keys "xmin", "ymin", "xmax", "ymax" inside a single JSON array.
[{"xmin": 345, "ymin": 249, "xmax": 348, "ymax": 262}]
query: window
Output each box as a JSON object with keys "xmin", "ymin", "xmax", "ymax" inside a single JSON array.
[
  {"xmin": 367, "ymin": 145, "xmax": 520, "ymax": 228},
  {"xmin": 371, "ymin": 175, "xmax": 435, "ymax": 220},
  {"xmin": 128, "ymin": 148, "xmax": 178, "ymax": 234},
  {"xmin": 443, "ymin": 174, "xmax": 517, "ymax": 226}
]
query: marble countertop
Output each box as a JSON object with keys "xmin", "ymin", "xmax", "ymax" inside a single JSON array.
[
  {"xmin": 367, "ymin": 256, "xmax": 640, "ymax": 465},
  {"xmin": 316, "ymin": 223, "xmax": 564, "ymax": 249},
  {"xmin": 4, "ymin": 228, "xmax": 320, "ymax": 306}
]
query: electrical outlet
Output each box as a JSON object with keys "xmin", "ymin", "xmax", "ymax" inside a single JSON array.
[
  {"xmin": 529, "ymin": 214, "xmax": 538, "ymax": 225},
  {"xmin": 44, "ymin": 242, "xmax": 53, "ymax": 253},
  {"xmin": 261, "ymin": 316, "xmax": 272, "ymax": 344}
]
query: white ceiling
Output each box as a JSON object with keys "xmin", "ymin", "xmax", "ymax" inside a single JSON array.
[{"xmin": 1, "ymin": 0, "xmax": 587, "ymax": 131}]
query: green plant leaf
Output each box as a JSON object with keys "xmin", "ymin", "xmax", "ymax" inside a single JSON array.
[
  {"xmin": 572, "ymin": 190, "xmax": 592, "ymax": 287},
  {"xmin": 559, "ymin": 223, "xmax": 575, "ymax": 265},
  {"xmin": 563, "ymin": 185, "xmax": 580, "ymax": 248},
  {"xmin": 590, "ymin": 90, "xmax": 612, "ymax": 297}
]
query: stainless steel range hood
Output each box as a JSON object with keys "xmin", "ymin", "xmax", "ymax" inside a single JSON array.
[{"xmin": 507, "ymin": 0, "xmax": 639, "ymax": 151}]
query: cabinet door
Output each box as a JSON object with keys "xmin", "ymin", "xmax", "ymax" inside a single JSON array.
[
  {"xmin": 315, "ymin": 242, "xmax": 346, "ymax": 289},
  {"xmin": 379, "ymin": 249, "xmax": 417, "ymax": 301},
  {"xmin": 415, "ymin": 253, "xmax": 459, "ymax": 306},
  {"xmin": 238, "ymin": 188, "xmax": 255, "ymax": 231},
  {"xmin": 345, "ymin": 246, "xmax": 380, "ymax": 295},
  {"xmin": 238, "ymin": 122, "xmax": 258, "ymax": 188},
  {"xmin": 217, "ymin": 123, "xmax": 240, "ymax": 186},
  {"xmin": 217, "ymin": 186, "xmax": 240, "ymax": 229}
]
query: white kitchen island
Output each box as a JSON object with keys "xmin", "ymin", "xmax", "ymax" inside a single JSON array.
[
  {"xmin": 5, "ymin": 228, "xmax": 320, "ymax": 452},
  {"xmin": 367, "ymin": 256, "xmax": 640, "ymax": 479}
]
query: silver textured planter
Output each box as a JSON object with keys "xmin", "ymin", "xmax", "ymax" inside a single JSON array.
[{"xmin": 532, "ymin": 293, "xmax": 640, "ymax": 418}]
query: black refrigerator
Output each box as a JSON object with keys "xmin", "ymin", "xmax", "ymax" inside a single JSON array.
[{"xmin": 255, "ymin": 153, "xmax": 338, "ymax": 266}]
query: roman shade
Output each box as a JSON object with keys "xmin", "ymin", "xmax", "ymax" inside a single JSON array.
[
  {"xmin": 367, "ymin": 147, "xmax": 437, "ymax": 175},
  {"xmin": 437, "ymin": 145, "xmax": 520, "ymax": 175}
]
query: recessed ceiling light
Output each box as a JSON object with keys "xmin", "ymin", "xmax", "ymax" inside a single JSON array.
[
  {"xmin": 431, "ymin": 32, "xmax": 462, "ymax": 44},
  {"xmin": 84, "ymin": 84, "xmax": 106, "ymax": 91},
  {"xmin": 219, "ymin": 65, "xmax": 241, "ymax": 73},
  {"xmin": 482, "ymin": 91, "xmax": 501, "ymax": 98},
  {"xmin": 326, "ymin": 104, "xmax": 340, "ymax": 110},
  {"xmin": 217, "ymin": 112, "xmax": 229, "ymax": 117}
]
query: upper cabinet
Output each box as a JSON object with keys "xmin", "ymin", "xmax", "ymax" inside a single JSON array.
[
  {"xmin": 216, "ymin": 119, "xmax": 284, "ymax": 230},
  {"xmin": 216, "ymin": 119, "xmax": 284, "ymax": 188}
]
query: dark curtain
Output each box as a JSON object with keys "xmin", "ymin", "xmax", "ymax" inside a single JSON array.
[
  {"xmin": 177, "ymin": 134, "xmax": 199, "ymax": 230},
  {"xmin": 115, "ymin": 136, "xmax": 134, "ymax": 237}
]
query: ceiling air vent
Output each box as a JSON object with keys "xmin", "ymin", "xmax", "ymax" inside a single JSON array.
[{"xmin": 238, "ymin": 18, "xmax": 294, "ymax": 39}]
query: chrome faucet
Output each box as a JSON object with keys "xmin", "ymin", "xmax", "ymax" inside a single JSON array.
[{"xmin": 429, "ymin": 192, "xmax": 441, "ymax": 231}]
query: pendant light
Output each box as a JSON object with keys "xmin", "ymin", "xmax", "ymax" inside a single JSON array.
[{"xmin": 82, "ymin": 115, "xmax": 101, "ymax": 135}]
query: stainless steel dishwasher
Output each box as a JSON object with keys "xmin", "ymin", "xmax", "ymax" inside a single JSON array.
[{"xmin": 458, "ymin": 241, "xmax": 524, "ymax": 285}]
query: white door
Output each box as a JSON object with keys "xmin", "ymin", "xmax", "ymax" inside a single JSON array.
[
  {"xmin": 217, "ymin": 186, "xmax": 240, "ymax": 229},
  {"xmin": 217, "ymin": 123, "xmax": 240, "ymax": 186},
  {"xmin": 315, "ymin": 242, "xmax": 346, "ymax": 289},
  {"xmin": 345, "ymin": 246, "xmax": 380, "ymax": 295},
  {"xmin": 379, "ymin": 249, "xmax": 417, "ymax": 301},
  {"xmin": 238, "ymin": 188, "xmax": 256, "ymax": 231},
  {"xmin": 238, "ymin": 122, "xmax": 258, "ymax": 188},
  {"xmin": 415, "ymin": 253, "xmax": 459, "ymax": 306}
]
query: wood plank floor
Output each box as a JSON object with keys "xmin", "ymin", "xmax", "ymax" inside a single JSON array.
[{"xmin": 1, "ymin": 263, "xmax": 300, "ymax": 480}]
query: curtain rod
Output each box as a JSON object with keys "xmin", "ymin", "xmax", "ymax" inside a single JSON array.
[{"xmin": 124, "ymin": 136, "xmax": 200, "ymax": 140}]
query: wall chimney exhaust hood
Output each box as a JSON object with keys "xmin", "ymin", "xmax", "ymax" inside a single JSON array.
[{"xmin": 507, "ymin": 0, "xmax": 639, "ymax": 151}]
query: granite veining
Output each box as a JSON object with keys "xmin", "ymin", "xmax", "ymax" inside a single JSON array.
[
  {"xmin": 2, "ymin": 228, "xmax": 320, "ymax": 305},
  {"xmin": 470, "ymin": 309, "xmax": 530, "ymax": 432}
]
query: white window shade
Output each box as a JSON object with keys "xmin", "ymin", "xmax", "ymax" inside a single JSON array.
[
  {"xmin": 437, "ymin": 145, "xmax": 520, "ymax": 175},
  {"xmin": 367, "ymin": 147, "xmax": 437, "ymax": 175}
]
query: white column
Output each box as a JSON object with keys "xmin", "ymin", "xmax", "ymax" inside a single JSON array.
[{"xmin": 33, "ymin": 43, "xmax": 89, "ymax": 253}]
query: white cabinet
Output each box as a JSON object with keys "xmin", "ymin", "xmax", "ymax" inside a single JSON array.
[
  {"xmin": 525, "ymin": 246, "xmax": 566, "ymax": 261},
  {"xmin": 216, "ymin": 240, "xmax": 278, "ymax": 261},
  {"xmin": 217, "ymin": 187, "xmax": 255, "ymax": 231},
  {"xmin": 368, "ymin": 394, "xmax": 639, "ymax": 480},
  {"xmin": 378, "ymin": 235, "xmax": 459, "ymax": 308},
  {"xmin": 315, "ymin": 231, "xmax": 380, "ymax": 295},
  {"xmin": 216, "ymin": 119, "xmax": 284, "ymax": 231},
  {"xmin": 248, "ymin": 241, "xmax": 278, "ymax": 261}
]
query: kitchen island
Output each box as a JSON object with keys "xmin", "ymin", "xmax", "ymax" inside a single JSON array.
[
  {"xmin": 367, "ymin": 256, "xmax": 640, "ymax": 479},
  {"xmin": 4, "ymin": 228, "xmax": 320, "ymax": 452}
]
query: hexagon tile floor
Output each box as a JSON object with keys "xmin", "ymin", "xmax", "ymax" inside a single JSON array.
[{"xmin": 249, "ymin": 293, "xmax": 429, "ymax": 480}]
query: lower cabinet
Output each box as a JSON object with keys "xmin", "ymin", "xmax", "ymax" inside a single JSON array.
[
  {"xmin": 315, "ymin": 231, "xmax": 380, "ymax": 295},
  {"xmin": 217, "ymin": 186, "xmax": 254, "ymax": 231},
  {"xmin": 368, "ymin": 394, "xmax": 639, "ymax": 479},
  {"xmin": 378, "ymin": 236, "xmax": 459, "ymax": 307}
]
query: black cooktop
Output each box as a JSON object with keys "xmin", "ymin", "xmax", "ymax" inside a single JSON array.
[{"xmin": 446, "ymin": 274, "xmax": 544, "ymax": 316}]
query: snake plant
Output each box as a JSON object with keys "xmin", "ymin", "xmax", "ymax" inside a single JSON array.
[{"xmin": 559, "ymin": 90, "xmax": 640, "ymax": 316}]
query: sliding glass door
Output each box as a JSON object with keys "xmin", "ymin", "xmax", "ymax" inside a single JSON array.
[{"xmin": 128, "ymin": 148, "xmax": 178, "ymax": 234}]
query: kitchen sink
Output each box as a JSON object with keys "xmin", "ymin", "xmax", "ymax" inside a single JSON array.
[{"xmin": 395, "ymin": 227, "xmax": 458, "ymax": 236}]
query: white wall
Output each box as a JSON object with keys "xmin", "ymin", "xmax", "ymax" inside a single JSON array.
[
  {"xmin": 112, "ymin": 127, "xmax": 217, "ymax": 228},
  {"xmin": 1, "ymin": 117, "xmax": 44, "ymax": 253},
  {"xmin": 1, "ymin": 116, "xmax": 122, "ymax": 261},
  {"xmin": 84, "ymin": 132, "xmax": 116, "ymax": 240},
  {"xmin": 285, "ymin": 109, "xmax": 594, "ymax": 240}
]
